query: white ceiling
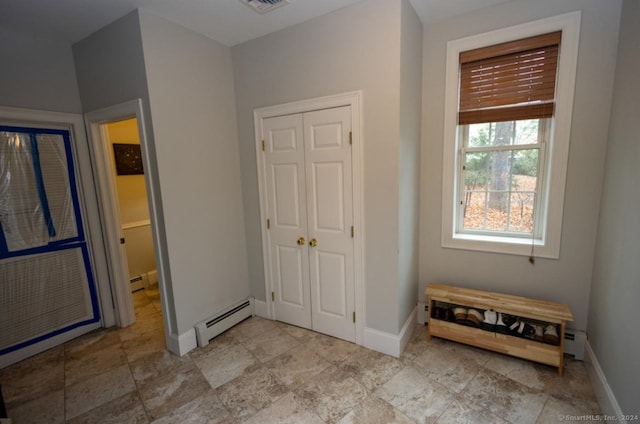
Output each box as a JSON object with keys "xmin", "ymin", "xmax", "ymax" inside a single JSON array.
[{"xmin": 0, "ymin": 0, "xmax": 513, "ymax": 47}]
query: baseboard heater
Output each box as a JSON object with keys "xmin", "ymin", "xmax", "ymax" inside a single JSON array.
[
  {"xmin": 195, "ymin": 297, "xmax": 254, "ymax": 347},
  {"xmin": 564, "ymin": 329, "xmax": 586, "ymax": 360}
]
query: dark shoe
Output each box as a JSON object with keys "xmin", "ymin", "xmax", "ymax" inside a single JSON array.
[
  {"xmin": 501, "ymin": 314, "xmax": 522, "ymax": 336},
  {"xmin": 443, "ymin": 308, "xmax": 455, "ymax": 322},
  {"xmin": 481, "ymin": 310, "xmax": 497, "ymax": 332},
  {"xmin": 515, "ymin": 321, "xmax": 536, "ymax": 339},
  {"xmin": 431, "ymin": 306, "xmax": 443, "ymax": 320},
  {"xmin": 495, "ymin": 313, "xmax": 511, "ymax": 335}
]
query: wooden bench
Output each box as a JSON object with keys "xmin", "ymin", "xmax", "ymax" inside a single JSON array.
[{"xmin": 425, "ymin": 282, "xmax": 574, "ymax": 376}]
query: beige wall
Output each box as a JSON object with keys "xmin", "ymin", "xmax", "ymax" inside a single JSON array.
[
  {"xmin": 588, "ymin": 0, "xmax": 640, "ymax": 414},
  {"xmin": 233, "ymin": 0, "xmax": 408, "ymax": 334},
  {"xmin": 419, "ymin": 0, "xmax": 622, "ymax": 331},
  {"xmin": 398, "ymin": 0, "xmax": 423, "ymax": 331},
  {"xmin": 0, "ymin": 26, "xmax": 82, "ymax": 113},
  {"xmin": 107, "ymin": 118, "xmax": 156, "ymax": 280},
  {"xmin": 139, "ymin": 10, "xmax": 250, "ymax": 335}
]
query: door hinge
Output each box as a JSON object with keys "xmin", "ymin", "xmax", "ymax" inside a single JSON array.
[
  {"xmin": 120, "ymin": 237, "xmax": 125, "ymax": 244},
  {"xmin": 261, "ymin": 140, "xmax": 265, "ymax": 151},
  {"xmin": 349, "ymin": 131, "xmax": 352, "ymax": 145},
  {"xmin": 352, "ymin": 311, "xmax": 356, "ymax": 323},
  {"xmin": 351, "ymin": 226, "xmax": 354, "ymax": 238},
  {"xmin": 272, "ymin": 291, "xmax": 275, "ymax": 302},
  {"xmin": 267, "ymin": 218, "xmax": 271, "ymax": 229}
]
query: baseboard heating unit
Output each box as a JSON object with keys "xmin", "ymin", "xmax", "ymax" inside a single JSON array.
[
  {"xmin": 195, "ymin": 298, "xmax": 254, "ymax": 347},
  {"xmin": 564, "ymin": 329, "xmax": 586, "ymax": 360}
]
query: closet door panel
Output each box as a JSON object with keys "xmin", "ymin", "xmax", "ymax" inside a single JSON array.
[
  {"xmin": 304, "ymin": 106, "xmax": 355, "ymax": 342},
  {"xmin": 263, "ymin": 115, "xmax": 311, "ymax": 329}
]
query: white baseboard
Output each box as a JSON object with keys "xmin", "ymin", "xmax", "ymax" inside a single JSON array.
[
  {"xmin": 399, "ymin": 306, "xmax": 418, "ymax": 354},
  {"xmin": 147, "ymin": 269, "xmax": 158, "ymax": 286},
  {"xmin": 363, "ymin": 326, "xmax": 399, "ymax": 357},
  {"xmin": 254, "ymin": 299, "xmax": 268, "ymax": 318},
  {"xmin": 363, "ymin": 306, "xmax": 417, "ymax": 358},
  {"xmin": 166, "ymin": 328, "xmax": 197, "ymax": 356},
  {"xmin": 584, "ymin": 341, "xmax": 626, "ymax": 423}
]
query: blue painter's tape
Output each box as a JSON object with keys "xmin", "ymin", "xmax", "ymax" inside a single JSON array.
[
  {"xmin": 62, "ymin": 131, "xmax": 86, "ymax": 242},
  {"xmin": 0, "ymin": 126, "xmax": 83, "ymax": 257},
  {"xmin": 0, "ymin": 243, "xmax": 101, "ymax": 356},
  {"xmin": 0, "ymin": 126, "xmax": 102, "ymax": 357},
  {"xmin": 28, "ymin": 133, "xmax": 56, "ymax": 238}
]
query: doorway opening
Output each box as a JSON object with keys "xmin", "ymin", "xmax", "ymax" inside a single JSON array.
[
  {"xmin": 104, "ymin": 118, "xmax": 161, "ymax": 319},
  {"xmin": 85, "ymin": 100, "xmax": 176, "ymax": 354}
]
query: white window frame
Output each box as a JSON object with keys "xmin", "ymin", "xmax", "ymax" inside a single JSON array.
[
  {"xmin": 441, "ymin": 11, "xmax": 581, "ymax": 258},
  {"xmin": 456, "ymin": 119, "xmax": 550, "ymax": 238}
]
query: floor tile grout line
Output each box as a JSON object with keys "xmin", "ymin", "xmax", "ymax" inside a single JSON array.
[
  {"xmin": 534, "ymin": 395, "xmax": 552, "ymax": 424},
  {"xmin": 5, "ymin": 314, "xmax": 601, "ymax": 423},
  {"xmin": 449, "ymin": 371, "xmax": 510, "ymax": 424},
  {"xmin": 432, "ymin": 392, "xmax": 458, "ymax": 424},
  {"xmin": 123, "ymin": 341, "xmax": 152, "ymax": 424},
  {"xmin": 210, "ymin": 382, "xmax": 236, "ymax": 423}
]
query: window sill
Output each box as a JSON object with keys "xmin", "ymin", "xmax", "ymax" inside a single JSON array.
[{"xmin": 442, "ymin": 232, "xmax": 560, "ymax": 259}]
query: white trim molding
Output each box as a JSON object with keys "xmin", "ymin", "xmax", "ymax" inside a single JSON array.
[
  {"xmin": 441, "ymin": 11, "xmax": 581, "ymax": 258},
  {"xmin": 0, "ymin": 323, "xmax": 101, "ymax": 369},
  {"xmin": 364, "ymin": 306, "xmax": 417, "ymax": 358},
  {"xmin": 253, "ymin": 299, "xmax": 268, "ymax": 318},
  {"xmin": 84, "ymin": 100, "xmax": 179, "ymax": 356},
  {"xmin": 167, "ymin": 328, "xmax": 197, "ymax": 357},
  {"xmin": 585, "ymin": 341, "xmax": 627, "ymax": 423},
  {"xmin": 84, "ymin": 101, "xmax": 141, "ymax": 329},
  {"xmin": 122, "ymin": 219, "xmax": 151, "ymax": 230},
  {"xmin": 0, "ymin": 106, "xmax": 114, "ymax": 328}
]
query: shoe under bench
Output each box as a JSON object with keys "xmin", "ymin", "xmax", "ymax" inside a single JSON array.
[{"xmin": 425, "ymin": 282, "xmax": 574, "ymax": 376}]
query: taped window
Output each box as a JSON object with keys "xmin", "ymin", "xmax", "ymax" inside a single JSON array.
[
  {"xmin": 0, "ymin": 129, "xmax": 80, "ymax": 255},
  {"xmin": 0, "ymin": 125, "xmax": 99, "ymax": 357}
]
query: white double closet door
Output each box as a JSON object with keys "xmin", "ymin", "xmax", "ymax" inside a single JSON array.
[{"xmin": 262, "ymin": 106, "xmax": 355, "ymax": 342}]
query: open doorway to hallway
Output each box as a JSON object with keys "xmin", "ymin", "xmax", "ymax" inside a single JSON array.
[
  {"xmin": 103, "ymin": 117, "xmax": 163, "ymax": 329},
  {"xmin": 106, "ymin": 120, "xmax": 158, "ymax": 288}
]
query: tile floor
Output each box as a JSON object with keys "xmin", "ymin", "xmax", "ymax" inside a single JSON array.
[{"xmin": 1, "ymin": 286, "xmax": 602, "ymax": 423}]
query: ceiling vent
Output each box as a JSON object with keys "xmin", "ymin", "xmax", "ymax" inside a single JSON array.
[{"xmin": 239, "ymin": 0, "xmax": 291, "ymax": 14}]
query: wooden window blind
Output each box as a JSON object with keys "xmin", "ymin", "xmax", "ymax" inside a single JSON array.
[{"xmin": 458, "ymin": 31, "xmax": 561, "ymax": 125}]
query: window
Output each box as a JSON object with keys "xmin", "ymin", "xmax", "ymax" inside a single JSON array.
[
  {"xmin": 441, "ymin": 12, "xmax": 581, "ymax": 258},
  {"xmin": 460, "ymin": 119, "xmax": 548, "ymax": 236}
]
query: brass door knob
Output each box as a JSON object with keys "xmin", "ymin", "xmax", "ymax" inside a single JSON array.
[
  {"xmin": 309, "ymin": 238, "xmax": 318, "ymax": 247},
  {"xmin": 297, "ymin": 237, "xmax": 306, "ymax": 246}
]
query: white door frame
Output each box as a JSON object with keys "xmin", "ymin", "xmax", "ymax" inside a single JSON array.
[
  {"xmin": 84, "ymin": 99, "xmax": 171, "ymax": 334},
  {"xmin": 254, "ymin": 91, "xmax": 365, "ymax": 345}
]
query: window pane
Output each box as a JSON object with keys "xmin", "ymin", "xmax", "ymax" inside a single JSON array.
[
  {"xmin": 467, "ymin": 123, "xmax": 493, "ymax": 148},
  {"xmin": 463, "ymin": 191, "xmax": 487, "ymax": 230},
  {"xmin": 462, "ymin": 148, "xmax": 538, "ymax": 234},
  {"xmin": 0, "ymin": 131, "xmax": 49, "ymax": 251},
  {"xmin": 467, "ymin": 119, "xmax": 540, "ymax": 148},
  {"xmin": 509, "ymin": 191, "xmax": 534, "ymax": 233},
  {"xmin": 513, "ymin": 120, "xmax": 540, "ymax": 145}
]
